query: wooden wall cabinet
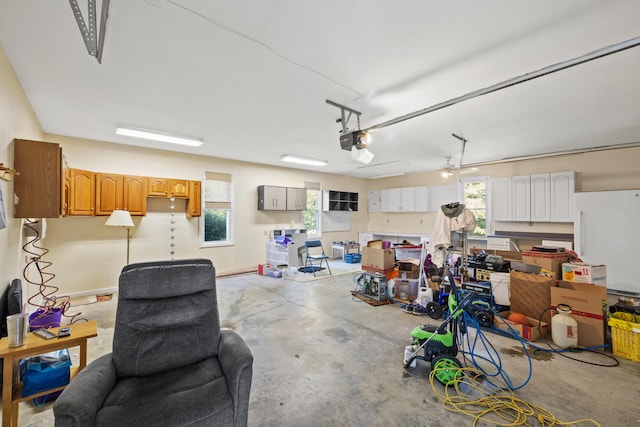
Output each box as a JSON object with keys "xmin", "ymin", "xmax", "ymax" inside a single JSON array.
[
  {"xmin": 13, "ymin": 139, "xmax": 63, "ymax": 218},
  {"xmin": 95, "ymin": 173, "xmax": 123, "ymax": 215},
  {"xmin": 123, "ymin": 176, "xmax": 148, "ymax": 216},
  {"xmin": 187, "ymin": 180, "xmax": 201, "ymax": 217},
  {"xmin": 148, "ymin": 178, "xmax": 189, "ymax": 198},
  {"xmin": 69, "ymin": 168, "xmax": 95, "ymax": 216}
]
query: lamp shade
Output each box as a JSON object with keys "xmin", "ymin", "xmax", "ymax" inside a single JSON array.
[{"xmin": 104, "ymin": 210, "xmax": 134, "ymax": 227}]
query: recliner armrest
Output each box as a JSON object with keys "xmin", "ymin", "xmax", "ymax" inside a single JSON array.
[
  {"xmin": 53, "ymin": 353, "xmax": 118, "ymax": 427},
  {"xmin": 218, "ymin": 329, "xmax": 253, "ymax": 426}
]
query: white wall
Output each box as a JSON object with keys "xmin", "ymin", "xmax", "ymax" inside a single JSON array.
[{"xmin": 0, "ymin": 43, "xmax": 44, "ymax": 303}]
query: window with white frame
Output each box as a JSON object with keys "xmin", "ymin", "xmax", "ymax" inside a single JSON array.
[
  {"xmin": 458, "ymin": 176, "xmax": 489, "ymax": 237},
  {"xmin": 201, "ymin": 172, "xmax": 233, "ymax": 246},
  {"xmin": 301, "ymin": 187, "xmax": 321, "ymax": 238}
]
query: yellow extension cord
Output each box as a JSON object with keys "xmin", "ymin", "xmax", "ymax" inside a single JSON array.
[{"xmin": 429, "ymin": 366, "xmax": 602, "ymax": 427}]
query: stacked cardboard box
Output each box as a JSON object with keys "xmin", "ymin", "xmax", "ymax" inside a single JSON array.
[
  {"xmin": 362, "ymin": 240, "xmax": 395, "ymax": 274},
  {"xmin": 521, "ymin": 251, "xmax": 569, "ymax": 280},
  {"xmin": 562, "ymin": 262, "xmax": 606, "ymax": 287},
  {"xmin": 550, "ymin": 281, "xmax": 607, "ymax": 348}
]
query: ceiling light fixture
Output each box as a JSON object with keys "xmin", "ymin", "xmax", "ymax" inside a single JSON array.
[
  {"xmin": 368, "ymin": 173, "xmax": 406, "ymax": 180},
  {"xmin": 116, "ymin": 126, "xmax": 203, "ymax": 147},
  {"xmin": 280, "ymin": 155, "xmax": 328, "ymax": 166}
]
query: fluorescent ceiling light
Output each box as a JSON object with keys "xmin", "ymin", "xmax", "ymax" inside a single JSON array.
[
  {"xmin": 280, "ymin": 155, "xmax": 328, "ymax": 166},
  {"xmin": 368, "ymin": 173, "xmax": 406, "ymax": 179},
  {"xmin": 116, "ymin": 126, "xmax": 203, "ymax": 147}
]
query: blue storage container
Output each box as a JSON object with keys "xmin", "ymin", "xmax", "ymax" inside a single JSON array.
[{"xmin": 344, "ymin": 253, "xmax": 362, "ymax": 263}]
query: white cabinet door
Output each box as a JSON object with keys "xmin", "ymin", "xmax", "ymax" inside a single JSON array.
[
  {"xmin": 550, "ymin": 171, "xmax": 575, "ymax": 222},
  {"xmin": 259, "ymin": 185, "xmax": 287, "ymax": 210},
  {"xmin": 511, "ymin": 175, "xmax": 531, "ymax": 221},
  {"xmin": 368, "ymin": 190, "xmax": 381, "ymax": 212},
  {"xmin": 382, "ymin": 188, "xmax": 402, "ymax": 212},
  {"xmin": 530, "ymin": 173, "xmax": 551, "ymax": 222},
  {"xmin": 401, "ymin": 187, "xmax": 415, "ymax": 212},
  {"xmin": 286, "ymin": 187, "xmax": 307, "ymax": 210},
  {"xmin": 490, "ymin": 177, "xmax": 512, "ymax": 221},
  {"xmin": 413, "ymin": 186, "xmax": 429, "ymax": 212}
]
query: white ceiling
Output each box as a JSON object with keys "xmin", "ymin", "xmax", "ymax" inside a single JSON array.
[{"xmin": 1, "ymin": 1, "xmax": 639, "ymax": 178}]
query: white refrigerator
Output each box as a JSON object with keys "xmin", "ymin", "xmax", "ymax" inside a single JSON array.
[{"xmin": 574, "ymin": 189, "xmax": 640, "ymax": 295}]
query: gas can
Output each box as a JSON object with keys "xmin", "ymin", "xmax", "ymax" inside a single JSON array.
[{"xmin": 551, "ymin": 304, "xmax": 578, "ymax": 348}]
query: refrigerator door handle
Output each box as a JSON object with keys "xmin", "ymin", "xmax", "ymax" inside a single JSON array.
[{"xmin": 576, "ymin": 210, "xmax": 583, "ymax": 256}]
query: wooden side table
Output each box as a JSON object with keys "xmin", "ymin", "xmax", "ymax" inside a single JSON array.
[{"xmin": 0, "ymin": 320, "xmax": 98, "ymax": 427}]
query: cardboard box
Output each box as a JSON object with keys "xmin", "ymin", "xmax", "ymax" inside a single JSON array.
[
  {"xmin": 562, "ymin": 262, "xmax": 607, "ymax": 287},
  {"xmin": 397, "ymin": 259, "xmax": 420, "ymax": 279},
  {"xmin": 494, "ymin": 311, "xmax": 548, "ymax": 342},
  {"xmin": 509, "ymin": 271, "xmax": 555, "ymax": 326},
  {"xmin": 551, "ymin": 281, "xmax": 607, "ymax": 348},
  {"xmin": 362, "ymin": 245, "xmax": 395, "ymax": 272},
  {"xmin": 521, "ymin": 251, "xmax": 569, "ymax": 280}
]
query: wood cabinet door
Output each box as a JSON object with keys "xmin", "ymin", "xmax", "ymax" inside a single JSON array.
[
  {"xmin": 148, "ymin": 178, "xmax": 169, "ymax": 197},
  {"xmin": 69, "ymin": 168, "xmax": 95, "ymax": 216},
  {"xmin": 169, "ymin": 179, "xmax": 189, "ymax": 198},
  {"xmin": 124, "ymin": 176, "xmax": 148, "ymax": 216},
  {"xmin": 187, "ymin": 180, "xmax": 202, "ymax": 217},
  {"xmin": 13, "ymin": 139, "xmax": 63, "ymax": 218},
  {"xmin": 95, "ymin": 173, "xmax": 123, "ymax": 215}
]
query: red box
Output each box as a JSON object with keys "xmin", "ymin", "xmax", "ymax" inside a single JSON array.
[{"xmin": 258, "ymin": 263, "xmax": 271, "ymax": 276}]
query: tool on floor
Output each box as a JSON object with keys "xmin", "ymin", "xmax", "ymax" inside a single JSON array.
[{"xmin": 403, "ymin": 256, "xmax": 480, "ymax": 385}]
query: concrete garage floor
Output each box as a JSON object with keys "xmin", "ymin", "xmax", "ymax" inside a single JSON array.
[{"xmin": 11, "ymin": 266, "xmax": 640, "ymax": 427}]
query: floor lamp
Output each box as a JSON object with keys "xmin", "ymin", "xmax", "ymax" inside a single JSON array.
[{"xmin": 105, "ymin": 210, "xmax": 134, "ymax": 264}]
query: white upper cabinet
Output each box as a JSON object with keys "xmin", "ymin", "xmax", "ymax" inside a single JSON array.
[
  {"xmin": 368, "ymin": 190, "xmax": 382, "ymax": 212},
  {"xmin": 490, "ymin": 177, "xmax": 512, "ymax": 221},
  {"xmin": 401, "ymin": 187, "xmax": 415, "ymax": 212},
  {"xmin": 550, "ymin": 171, "xmax": 575, "ymax": 222},
  {"xmin": 531, "ymin": 173, "xmax": 551, "ymax": 222},
  {"xmin": 286, "ymin": 187, "xmax": 307, "ymax": 211},
  {"xmin": 381, "ymin": 188, "xmax": 402, "ymax": 212},
  {"xmin": 413, "ymin": 186, "xmax": 429, "ymax": 212},
  {"xmin": 490, "ymin": 171, "xmax": 574, "ymax": 223},
  {"xmin": 512, "ymin": 175, "xmax": 532, "ymax": 221}
]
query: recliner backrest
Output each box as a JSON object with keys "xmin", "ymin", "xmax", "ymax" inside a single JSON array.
[{"xmin": 113, "ymin": 259, "xmax": 220, "ymax": 377}]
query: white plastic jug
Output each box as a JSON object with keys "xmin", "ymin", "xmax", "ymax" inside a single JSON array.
[
  {"xmin": 551, "ymin": 304, "xmax": 578, "ymax": 348},
  {"xmin": 417, "ymin": 286, "xmax": 433, "ymax": 307}
]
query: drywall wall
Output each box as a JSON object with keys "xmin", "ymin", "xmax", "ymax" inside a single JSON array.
[{"xmin": 0, "ymin": 44, "xmax": 44, "ymax": 304}]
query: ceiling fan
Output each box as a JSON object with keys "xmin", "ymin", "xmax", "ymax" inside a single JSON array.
[{"xmin": 439, "ymin": 134, "xmax": 479, "ymax": 178}]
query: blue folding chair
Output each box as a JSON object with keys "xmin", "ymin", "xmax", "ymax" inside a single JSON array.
[{"xmin": 304, "ymin": 240, "xmax": 332, "ymax": 277}]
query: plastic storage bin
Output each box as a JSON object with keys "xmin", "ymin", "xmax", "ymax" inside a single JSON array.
[
  {"xmin": 344, "ymin": 253, "xmax": 361, "ymax": 263},
  {"xmin": 608, "ymin": 312, "xmax": 640, "ymax": 362}
]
